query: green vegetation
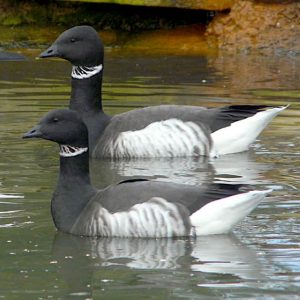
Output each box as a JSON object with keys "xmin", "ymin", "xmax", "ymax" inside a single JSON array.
[{"xmin": 0, "ymin": 0, "xmax": 211, "ymax": 30}]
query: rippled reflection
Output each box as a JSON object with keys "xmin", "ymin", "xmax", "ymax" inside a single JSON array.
[
  {"xmin": 90, "ymin": 150, "xmax": 274, "ymax": 187},
  {"xmin": 51, "ymin": 233, "xmax": 267, "ymax": 298},
  {"xmin": 52, "ymin": 233, "xmax": 264, "ymax": 278},
  {"xmin": 191, "ymin": 235, "xmax": 263, "ymax": 280}
]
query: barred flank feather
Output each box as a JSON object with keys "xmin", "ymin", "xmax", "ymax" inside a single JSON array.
[{"xmin": 102, "ymin": 119, "xmax": 214, "ymax": 158}]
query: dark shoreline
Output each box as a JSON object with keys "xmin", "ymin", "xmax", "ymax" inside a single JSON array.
[
  {"xmin": 1, "ymin": 0, "xmax": 298, "ymax": 56},
  {"xmin": 0, "ymin": 1, "xmax": 212, "ymax": 30}
]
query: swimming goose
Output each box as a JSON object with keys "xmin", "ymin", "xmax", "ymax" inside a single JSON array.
[
  {"xmin": 39, "ymin": 26, "xmax": 286, "ymax": 158},
  {"xmin": 23, "ymin": 109, "xmax": 271, "ymax": 237}
]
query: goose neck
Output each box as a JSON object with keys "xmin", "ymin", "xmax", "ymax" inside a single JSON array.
[
  {"xmin": 70, "ymin": 66, "xmax": 103, "ymax": 113},
  {"xmin": 58, "ymin": 149, "xmax": 90, "ymax": 187},
  {"xmin": 53, "ymin": 149, "xmax": 96, "ymax": 234}
]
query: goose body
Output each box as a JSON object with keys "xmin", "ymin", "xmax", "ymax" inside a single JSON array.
[
  {"xmin": 39, "ymin": 25, "xmax": 286, "ymax": 158},
  {"xmin": 23, "ymin": 109, "xmax": 271, "ymax": 237}
]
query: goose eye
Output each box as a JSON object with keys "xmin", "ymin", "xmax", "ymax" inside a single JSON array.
[
  {"xmin": 53, "ymin": 117, "xmax": 59, "ymax": 123},
  {"xmin": 70, "ymin": 38, "xmax": 76, "ymax": 43}
]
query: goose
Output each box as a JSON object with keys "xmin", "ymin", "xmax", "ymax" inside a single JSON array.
[
  {"xmin": 23, "ymin": 109, "xmax": 271, "ymax": 237},
  {"xmin": 39, "ymin": 25, "xmax": 286, "ymax": 158}
]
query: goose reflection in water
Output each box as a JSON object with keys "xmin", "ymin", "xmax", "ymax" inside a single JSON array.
[
  {"xmin": 52, "ymin": 232, "xmax": 264, "ymax": 286},
  {"xmin": 91, "ymin": 151, "xmax": 273, "ymax": 188},
  {"xmin": 190, "ymin": 235, "xmax": 263, "ymax": 280}
]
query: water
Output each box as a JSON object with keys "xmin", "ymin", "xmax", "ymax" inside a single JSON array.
[{"xmin": 0, "ymin": 51, "xmax": 299, "ymax": 299}]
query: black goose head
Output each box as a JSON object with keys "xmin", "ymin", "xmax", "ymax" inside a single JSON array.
[
  {"xmin": 39, "ymin": 25, "xmax": 104, "ymax": 67},
  {"xmin": 23, "ymin": 109, "xmax": 88, "ymax": 148}
]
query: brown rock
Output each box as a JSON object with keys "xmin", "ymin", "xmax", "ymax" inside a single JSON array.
[{"xmin": 206, "ymin": 0, "xmax": 300, "ymax": 54}]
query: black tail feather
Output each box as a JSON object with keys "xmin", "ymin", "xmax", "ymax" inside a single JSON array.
[
  {"xmin": 188, "ymin": 183, "xmax": 249, "ymax": 213},
  {"xmin": 210, "ymin": 105, "xmax": 271, "ymax": 132}
]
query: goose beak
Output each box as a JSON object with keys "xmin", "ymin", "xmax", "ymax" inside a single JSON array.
[
  {"xmin": 22, "ymin": 125, "xmax": 43, "ymax": 139},
  {"xmin": 39, "ymin": 44, "xmax": 60, "ymax": 58}
]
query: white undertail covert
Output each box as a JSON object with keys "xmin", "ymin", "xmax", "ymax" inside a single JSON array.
[
  {"xmin": 190, "ymin": 189, "xmax": 272, "ymax": 236},
  {"xmin": 211, "ymin": 106, "xmax": 287, "ymax": 155}
]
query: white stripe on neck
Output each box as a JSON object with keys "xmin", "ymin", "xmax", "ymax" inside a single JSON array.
[
  {"xmin": 60, "ymin": 145, "xmax": 88, "ymax": 157},
  {"xmin": 71, "ymin": 64, "xmax": 103, "ymax": 79}
]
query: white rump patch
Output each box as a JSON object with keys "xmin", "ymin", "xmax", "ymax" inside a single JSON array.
[
  {"xmin": 103, "ymin": 119, "xmax": 214, "ymax": 158},
  {"xmin": 190, "ymin": 189, "xmax": 272, "ymax": 236},
  {"xmin": 71, "ymin": 64, "xmax": 103, "ymax": 79},
  {"xmin": 212, "ymin": 106, "xmax": 287, "ymax": 155},
  {"xmin": 59, "ymin": 145, "xmax": 88, "ymax": 157}
]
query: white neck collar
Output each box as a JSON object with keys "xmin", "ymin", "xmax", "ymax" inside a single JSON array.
[
  {"xmin": 71, "ymin": 64, "xmax": 103, "ymax": 79},
  {"xmin": 59, "ymin": 145, "xmax": 88, "ymax": 157}
]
